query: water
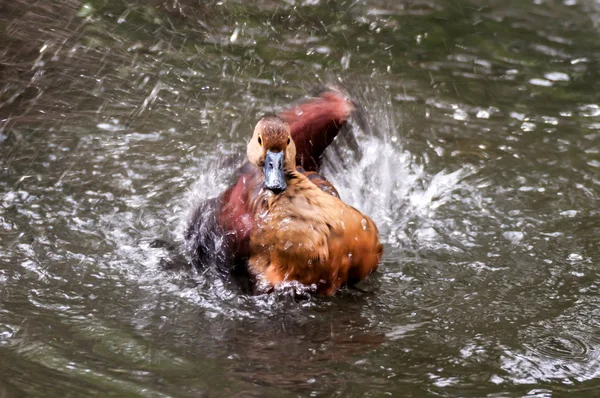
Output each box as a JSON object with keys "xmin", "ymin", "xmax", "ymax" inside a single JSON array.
[{"xmin": 2, "ymin": 0, "xmax": 600, "ymax": 396}]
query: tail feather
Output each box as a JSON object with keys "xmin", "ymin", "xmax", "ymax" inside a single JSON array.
[{"xmin": 279, "ymin": 89, "xmax": 354, "ymax": 172}]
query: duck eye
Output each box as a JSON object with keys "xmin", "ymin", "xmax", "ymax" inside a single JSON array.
[{"xmin": 258, "ymin": 136, "xmax": 262, "ymax": 146}]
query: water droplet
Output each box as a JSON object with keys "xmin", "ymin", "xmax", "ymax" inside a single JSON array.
[
  {"xmin": 341, "ymin": 52, "xmax": 351, "ymax": 69},
  {"xmin": 521, "ymin": 122, "xmax": 536, "ymax": 132},
  {"xmin": 579, "ymin": 104, "xmax": 600, "ymax": 117},
  {"xmin": 571, "ymin": 58, "xmax": 588, "ymax": 64},
  {"xmin": 490, "ymin": 375, "xmax": 504, "ymax": 384},
  {"xmin": 529, "ymin": 78, "xmax": 553, "ymax": 87},
  {"xmin": 453, "ymin": 109, "xmax": 468, "ymax": 121},
  {"xmin": 503, "ymin": 231, "xmax": 524, "ymax": 244},
  {"xmin": 230, "ymin": 27, "xmax": 240, "ymax": 43},
  {"xmin": 510, "ymin": 112, "xmax": 525, "ymax": 121},
  {"xmin": 560, "ymin": 210, "xmax": 577, "ymax": 217},
  {"xmin": 587, "ymin": 160, "xmax": 600, "ymax": 168},
  {"xmin": 476, "ymin": 110, "xmax": 490, "ymax": 119},
  {"xmin": 542, "ymin": 116, "xmax": 558, "ymax": 125},
  {"xmin": 544, "ymin": 72, "xmax": 570, "ymax": 82}
]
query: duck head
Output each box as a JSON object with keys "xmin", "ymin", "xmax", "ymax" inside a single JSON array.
[{"xmin": 247, "ymin": 116, "xmax": 297, "ymax": 194}]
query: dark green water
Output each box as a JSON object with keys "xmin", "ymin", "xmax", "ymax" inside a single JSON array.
[{"xmin": 2, "ymin": 0, "xmax": 600, "ymax": 396}]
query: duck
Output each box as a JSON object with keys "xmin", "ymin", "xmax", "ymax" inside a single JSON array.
[{"xmin": 185, "ymin": 89, "xmax": 382, "ymax": 295}]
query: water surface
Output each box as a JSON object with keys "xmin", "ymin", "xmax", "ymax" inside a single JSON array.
[{"xmin": 2, "ymin": 0, "xmax": 600, "ymax": 396}]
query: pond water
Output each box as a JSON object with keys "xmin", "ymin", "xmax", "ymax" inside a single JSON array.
[{"xmin": 2, "ymin": 0, "xmax": 600, "ymax": 396}]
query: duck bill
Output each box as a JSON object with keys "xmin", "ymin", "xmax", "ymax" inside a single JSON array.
[{"xmin": 263, "ymin": 150, "xmax": 287, "ymax": 193}]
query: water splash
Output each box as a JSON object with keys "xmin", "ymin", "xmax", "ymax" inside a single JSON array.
[{"xmin": 321, "ymin": 87, "xmax": 476, "ymax": 255}]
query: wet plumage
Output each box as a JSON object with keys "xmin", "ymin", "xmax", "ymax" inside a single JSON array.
[{"xmin": 186, "ymin": 89, "xmax": 382, "ymax": 295}]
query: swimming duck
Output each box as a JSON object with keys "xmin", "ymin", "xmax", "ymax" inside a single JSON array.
[{"xmin": 186, "ymin": 90, "xmax": 382, "ymax": 295}]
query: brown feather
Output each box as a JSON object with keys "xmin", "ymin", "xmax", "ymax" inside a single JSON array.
[
  {"xmin": 187, "ymin": 89, "xmax": 381, "ymax": 296},
  {"xmin": 279, "ymin": 90, "xmax": 354, "ymax": 172},
  {"xmin": 247, "ymin": 171, "xmax": 382, "ymax": 295}
]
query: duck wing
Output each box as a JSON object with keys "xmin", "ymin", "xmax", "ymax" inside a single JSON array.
[{"xmin": 279, "ymin": 89, "xmax": 354, "ymax": 172}]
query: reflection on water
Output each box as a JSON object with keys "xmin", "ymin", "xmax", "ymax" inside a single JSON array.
[{"xmin": 2, "ymin": 0, "xmax": 600, "ymax": 396}]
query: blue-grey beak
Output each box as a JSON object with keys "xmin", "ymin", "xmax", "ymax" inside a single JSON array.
[{"xmin": 264, "ymin": 150, "xmax": 286, "ymax": 193}]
